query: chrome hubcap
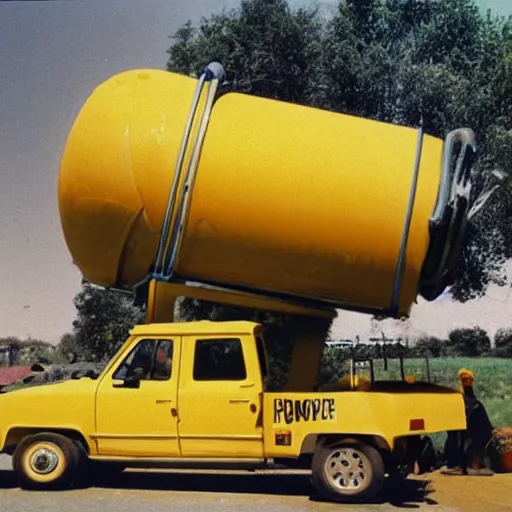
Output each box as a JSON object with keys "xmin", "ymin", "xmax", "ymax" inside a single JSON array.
[
  {"xmin": 324, "ymin": 447, "xmax": 370, "ymax": 492},
  {"xmin": 30, "ymin": 448, "xmax": 59, "ymax": 474}
]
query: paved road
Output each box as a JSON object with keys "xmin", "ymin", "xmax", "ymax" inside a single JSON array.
[{"xmin": 1, "ymin": 455, "xmax": 508, "ymax": 512}]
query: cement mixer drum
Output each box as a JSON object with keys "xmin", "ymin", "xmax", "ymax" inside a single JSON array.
[{"xmin": 58, "ymin": 64, "xmax": 476, "ymax": 319}]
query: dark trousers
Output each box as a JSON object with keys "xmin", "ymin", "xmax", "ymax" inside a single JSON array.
[
  {"xmin": 445, "ymin": 429, "xmax": 491, "ymax": 471},
  {"xmin": 444, "ymin": 430, "xmax": 461, "ymax": 468}
]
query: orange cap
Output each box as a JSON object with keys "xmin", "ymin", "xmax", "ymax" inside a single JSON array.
[{"xmin": 457, "ymin": 368, "xmax": 474, "ymax": 388}]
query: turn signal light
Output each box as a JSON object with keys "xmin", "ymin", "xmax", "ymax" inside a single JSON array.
[{"xmin": 410, "ymin": 418, "xmax": 425, "ymax": 431}]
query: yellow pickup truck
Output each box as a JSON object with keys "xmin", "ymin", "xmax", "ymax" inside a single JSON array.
[{"xmin": 0, "ymin": 320, "xmax": 466, "ymax": 503}]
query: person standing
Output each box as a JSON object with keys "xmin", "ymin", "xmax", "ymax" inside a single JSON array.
[
  {"xmin": 458, "ymin": 369, "xmax": 494, "ymax": 474},
  {"xmin": 442, "ymin": 368, "xmax": 494, "ymax": 476}
]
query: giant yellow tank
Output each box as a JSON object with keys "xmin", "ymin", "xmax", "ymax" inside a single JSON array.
[{"xmin": 58, "ymin": 64, "xmax": 476, "ymax": 319}]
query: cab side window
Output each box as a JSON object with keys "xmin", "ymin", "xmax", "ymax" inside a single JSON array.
[
  {"xmin": 193, "ymin": 338, "xmax": 246, "ymax": 381},
  {"xmin": 113, "ymin": 339, "xmax": 174, "ymax": 381},
  {"xmin": 153, "ymin": 339, "xmax": 173, "ymax": 380}
]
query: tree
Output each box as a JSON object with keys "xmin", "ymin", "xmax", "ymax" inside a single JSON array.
[
  {"xmin": 167, "ymin": 0, "xmax": 323, "ymax": 104},
  {"xmin": 56, "ymin": 333, "xmax": 83, "ymax": 364},
  {"xmin": 17, "ymin": 338, "xmax": 55, "ymax": 365},
  {"xmin": 494, "ymin": 328, "xmax": 512, "ymax": 357},
  {"xmin": 71, "ymin": 281, "xmax": 145, "ymax": 362},
  {"xmin": 447, "ymin": 326, "xmax": 492, "ymax": 357},
  {"xmin": 413, "ymin": 336, "xmax": 447, "ymax": 358}
]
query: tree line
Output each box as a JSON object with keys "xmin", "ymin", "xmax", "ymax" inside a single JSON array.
[
  {"xmin": 329, "ymin": 326, "xmax": 512, "ymax": 360},
  {"xmin": 1, "ymin": 284, "xmax": 511, "ymax": 366}
]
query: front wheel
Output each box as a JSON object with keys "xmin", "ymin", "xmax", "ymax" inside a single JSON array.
[
  {"xmin": 311, "ymin": 439, "xmax": 385, "ymax": 503},
  {"xmin": 12, "ymin": 432, "xmax": 80, "ymax": 490}
]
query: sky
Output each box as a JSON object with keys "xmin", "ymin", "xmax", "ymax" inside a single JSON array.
[{"xmin": 0, "ymin": 0, "xmax": 511, "ymax": 344}]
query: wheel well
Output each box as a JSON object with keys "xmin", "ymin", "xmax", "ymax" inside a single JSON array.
[
  {"xmin": 301, "ymin": 433, "xmax": 391, "ymax": 456},
  {"xmin": 4, "ymin": 427, "xmax": 91, "ymax": 456}
]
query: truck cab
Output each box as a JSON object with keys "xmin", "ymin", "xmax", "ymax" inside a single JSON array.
[{"xmin": 0, "ymin": 320, "xmax": 466, "ymax": 503}]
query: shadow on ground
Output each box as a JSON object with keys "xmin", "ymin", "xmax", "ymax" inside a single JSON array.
[
  {"xmin": 86, "ymin": 471, "xmax": 436, "ymax": 508},
  {"xmin": 0, "ymin": 462, "xmax": 436, "ymax": 509},
  {"xmin": 0, "ymin": 470, "xmax": 17, "ymax": 489}
]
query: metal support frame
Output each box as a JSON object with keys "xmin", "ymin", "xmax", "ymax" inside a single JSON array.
[{"xmin": 152, "ymin": 62, "xmax": 226, "ymax": 282}]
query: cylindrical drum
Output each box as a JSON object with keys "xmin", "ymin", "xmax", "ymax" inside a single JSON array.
[{"xmin": 58, "ymin": 68, "xmax": 470, "ymax": 317}]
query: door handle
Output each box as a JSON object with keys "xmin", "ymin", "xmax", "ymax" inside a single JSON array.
[
  {"xmin": 229, "ymin": 399, "xmax": 251, "ymax": 404},
  {"xmin": 155, "ymin": 399, "xmax": 172, "ymax": 404}
]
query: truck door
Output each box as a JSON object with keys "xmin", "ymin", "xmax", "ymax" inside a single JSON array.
[
  {"xmin": 94, "ymin": 336, "xmax": 180, "ymax": 457},
  {"xmin": 177, "ymin": 334, "xmax": 264, "ymax": 459}
]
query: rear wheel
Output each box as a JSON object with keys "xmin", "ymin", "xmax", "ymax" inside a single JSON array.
[
  {"xmin": 13, "ymin": 432, "xmax": 80, "ymax": 490},
  {"xmin": 311, "ymin": 439, "xmax": 385, "ymax": 503}
]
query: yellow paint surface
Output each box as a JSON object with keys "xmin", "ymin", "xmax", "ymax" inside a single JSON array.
[
  {"xmin": 0, "ymin": 321, "xmax": 466, "ymax": 463},
  {"xmin": 59, "ymin": 68, "xmax": 446, "ymax": 317}
]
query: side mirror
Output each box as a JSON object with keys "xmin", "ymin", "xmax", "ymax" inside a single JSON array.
[
  {"xmin": 113, "ymin": 375, "xmax": 140, "ymax": 389},
  {"xmin": 124, "ymin": 375, "xmax": 141, "ymax": 388}
]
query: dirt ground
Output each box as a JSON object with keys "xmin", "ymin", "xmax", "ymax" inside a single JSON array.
[{"xmin": 412, "ymin": 470, "xmax": 512, "ymax": 512}]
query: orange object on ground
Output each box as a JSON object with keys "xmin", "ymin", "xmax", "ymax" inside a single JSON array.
[
  {"xmin": 491, "ymin": 427, "xmax": 512, "ymax": 473},
  {"xmin": 501, "ymin": 452, "xmax": 512, "ymax": 472}
]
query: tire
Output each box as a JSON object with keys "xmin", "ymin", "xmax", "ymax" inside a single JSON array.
[
  {"xmin": 12, "ymin": 432, "xmax": 80, "ymax": 490},
  {"xmin": 311, "ymin": 439, "xmax": 385, "ymax": 503}
]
